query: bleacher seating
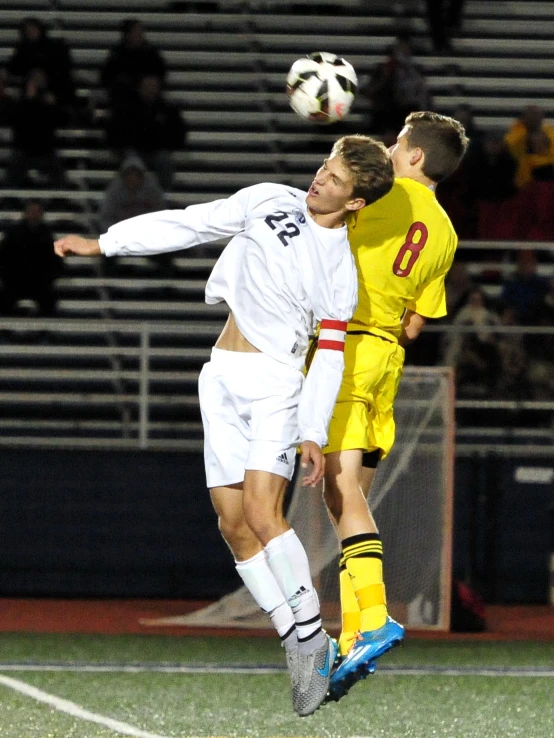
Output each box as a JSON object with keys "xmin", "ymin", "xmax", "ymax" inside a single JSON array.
[{"xmin": 2, "ymin": 0, "xmax": 554, "ymax": 449}]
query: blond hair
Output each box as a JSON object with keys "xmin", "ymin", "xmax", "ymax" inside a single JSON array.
[{"xmin": 331, "ymin": 134, "xmax": 394, "ymax": 205}]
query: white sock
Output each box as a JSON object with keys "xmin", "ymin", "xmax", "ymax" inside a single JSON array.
[
  {"xmin": 235, "ymin": 550, "xmax": 296, "ymax": 641},
  {"xmin": 264, "ymin": 528, "xmax": 322, "ymax": 643}
]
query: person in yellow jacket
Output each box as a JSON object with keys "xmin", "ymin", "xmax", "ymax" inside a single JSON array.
[
  {"xmin": 504, "ymin": 105, "xmax": 554, "ymax": 190},
  {"xmin": 323, "ymin": 111, "xmax": 469, "ymax": 701}
]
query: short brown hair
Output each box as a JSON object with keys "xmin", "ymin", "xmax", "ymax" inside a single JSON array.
[
  {"xmin": 331, "ymin": 134, "xmax": 394, "ymax": 205},
  {"xmin": 404, "ymin": 111, "xmax": 469, "ymax": 182}
]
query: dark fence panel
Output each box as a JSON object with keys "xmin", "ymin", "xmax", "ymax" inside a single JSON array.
[
  {"xmin": 454, "ymin": 456, "xmax": 553, "ymax": 604},
  {"xmin": 0, "ymin": 449, "xmax": 551, "ymax": 603},
  {"xmin": 0, "ymin": 449, "xmax": 240, "ymax": 598}
]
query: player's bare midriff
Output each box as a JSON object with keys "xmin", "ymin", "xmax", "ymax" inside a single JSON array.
[{"xmin": 215, "ymin": 313, "xmax": 261, "ymax": 353}]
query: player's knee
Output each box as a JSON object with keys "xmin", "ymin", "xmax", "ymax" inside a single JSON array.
[
  {"xmin": 243, "ymin": 509, "xmax": 274, "ymax": 544},
  {"xmin": 218, "ymin": 515, "xmax": 256, "ymax": 555},
  {"xmin": 242, "ymin": 501, "xmax": 286, "ymax": 547}
]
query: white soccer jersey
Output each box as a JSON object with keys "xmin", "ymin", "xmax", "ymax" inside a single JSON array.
[{"xmin": 98, "ymin": 182, "xmax": 358, "ymax": 447}]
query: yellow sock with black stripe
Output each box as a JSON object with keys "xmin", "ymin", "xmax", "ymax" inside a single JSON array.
[
  {"xmin": 338, "ymin": 555, "xmax": 360, "ymax": 656},
  {"xmin": 342, "ymin": 533, "xmax": 388, "ymax": 633}
]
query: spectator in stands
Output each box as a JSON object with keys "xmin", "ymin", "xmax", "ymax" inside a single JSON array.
[
  {"xmin": 437, "ymin": 261, "xmax": 475, "ymax": 370},
  {"xmin": 472, "ymin": 130, "xmax": 518, "ymax": 202},
  {"xmin": 424, "ymin": 0, "xmax": 466, "ymax": 53},
  {"xmin": 362, "ymin": 36, "xmax": 432, "ymax": 143},
  {"xmin": 528, "ymin": 274, "xmax": 554, "ymax": 399},
  {"xmin": 442, "ymin": 287, "xmax": 500, "ymax": 397},
  {"xmin": 6, "ymin": 17, "xmax": 77, "ymax": 120},
  {"xmin": 502, "ymin": 107, "xmax": 554, "ymax": 241},
  {"xmin": 445, "ymin": 261, "xmax": 474, "ymax": 317},
  {"xmin": 501, "ymin": 252, "xmax": 554, "ymax": 400},
  {"xmin": 536, "ymin": 274, "xmax": 554, "ymax": 330},
  {"xmin": 3, "ymin": 68, "xmax": 66, "ymax": 188},
  {"xmin": 97, "ymin": 153, "xmax": 170, "ymax": 274},
  {"xmin": 97, "ymin": 153, "xmax": 166, "ymax": 232},
  {"xmin": 0, "ymin": 67, "xmax": 14, "ymax": 121},
  {"xmin": 505, "ymin": 105, "xmax": 554, "ymax": 190},
  {"xmin": 492, "ymin": 304, "xmax": 532, "ymax": 400},
  {"xmin": 537, "ymin": 276, "xmax": 554, "ymax": 326},
  {"xmin": 500, "ymin": 249, "xmax": 548, "ymax": 325},
  {"xmin": 0, "ymin": 200, "xmax": 63, "ymax": 316},
  {"xmin": 105, "ymin": 74, "xmax": 187, "ymax": 190},
  {"xmin": 100, "ymin": 19, "xmax": 166, "ymax": 107},
  {"xmin": 470, "ymin": 130, "xmax": 519, "ymax": 240}
]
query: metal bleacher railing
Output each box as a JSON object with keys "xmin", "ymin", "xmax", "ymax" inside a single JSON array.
[
  {"xmin": 2, "ymin": 318, "xmax": 554, "ymax": 456},
  {"xmin": 0, "ymin": 316, "xmax": 220, "ymax": 451}
]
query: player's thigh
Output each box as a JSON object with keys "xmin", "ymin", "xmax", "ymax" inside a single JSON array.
[
  {"xmin": 327, "ymin": 335, "xmax": 404, "ymax": 454},
  {"xmin": 199, "ymin": 350, "xmax": 302, "ymax": 486},
  {"xmin": 326, "ymin": 335, "xmax": 386, "ymax": 452},
  {"xmin": 199, "ymin": 356, "xmax": 253, "ymax": 488},
  {"xmin": 210, "ymin": 483, "xmax": 244, "ymax": 530},
  {"xmin": 327, "ymin": 398, "xmax": 369, "ymax": 454},
  {"xmin": 369, "ymin": 342, "xmax": 405, "ymax": 459},
  {"xmin": 245, "ymin": 361, "xmax": 303, "ymax": 480}
]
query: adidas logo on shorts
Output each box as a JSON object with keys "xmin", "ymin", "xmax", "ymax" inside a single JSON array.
[{"xmin": 276, "ymin": 452, "xmax": 288, "ymax": 464}]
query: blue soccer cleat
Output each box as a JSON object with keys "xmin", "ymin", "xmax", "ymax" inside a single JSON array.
[{"xmin": 327, "ymin": 616, "xmax": 404, "ymax": 702}]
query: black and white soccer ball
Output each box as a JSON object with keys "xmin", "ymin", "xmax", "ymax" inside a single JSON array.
[{"xmin": 286, "ymin": 51, "xmax": 358, "ymax": 124}]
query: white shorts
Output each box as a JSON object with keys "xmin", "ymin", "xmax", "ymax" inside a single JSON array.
[{"xmin": 198, "ymin": 348, "xmax": 303, "ymax": 488}]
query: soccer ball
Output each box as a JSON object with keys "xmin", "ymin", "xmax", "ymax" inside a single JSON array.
[{"xmin": 286, "ymin": 51, "xmax": 358, "ymax": 124}]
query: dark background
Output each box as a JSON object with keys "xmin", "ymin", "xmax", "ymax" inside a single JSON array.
[{"xmin": 0, "ymin": 449, "xmax": 552, "ymax": 604}]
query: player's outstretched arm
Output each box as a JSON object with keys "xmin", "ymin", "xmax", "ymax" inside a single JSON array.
[
  {"xmin": 300, "ymin": 440, "xmax": 325, "ymax": 487},
  {"xmin": 54, "ymin": 235, "xmax": 101, "ymax": 257}
]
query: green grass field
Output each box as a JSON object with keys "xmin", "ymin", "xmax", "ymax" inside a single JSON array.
[{"xmin": 0, "ymin": 633, "xmax": 553, "ymax": 738}]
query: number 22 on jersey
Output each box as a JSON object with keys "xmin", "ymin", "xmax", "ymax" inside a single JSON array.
[{"xmin": 264, "ymin": 210, "xmax": 300, "ymax": 246}]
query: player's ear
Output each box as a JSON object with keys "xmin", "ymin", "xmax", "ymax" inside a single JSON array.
[
  {"xmin": 410, "ymin": 147, "xmax": 424, "ymax": 166},
  {"xmin": 346, "ymin": 196, "xmax": 366, "ymax": 212}
]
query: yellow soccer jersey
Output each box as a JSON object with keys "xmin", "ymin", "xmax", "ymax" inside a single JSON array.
[{"xmin": 346, "ymin": 177, "xmax": 458, "ymax": 342}]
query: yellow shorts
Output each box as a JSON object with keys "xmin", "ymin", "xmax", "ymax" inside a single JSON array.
[{"xmin": 325, "ymin": 332, "xmax": 405, "ymax": 458}]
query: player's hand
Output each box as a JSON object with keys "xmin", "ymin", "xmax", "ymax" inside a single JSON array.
[
  {"xmin": 54, "ymin": 235, "xmax": 101, "ymax": 258},
  {"xmin": 300, "ymin": 440, "xmax": 325, "ymax": 487}
]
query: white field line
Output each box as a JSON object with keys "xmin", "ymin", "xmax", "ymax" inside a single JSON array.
[
  {"xmin": 0, "ymin": 663, "xmax": 284, "ymax": 674},
  {"xmin": 0, "ymin": 674, "xmax": 169, "ymax": 738},
  {"xmin": 1, "ymin": 663, "xmax": 554, "ymax": 677},
  {"xmin": 0, "ymin": 667, "xmax": 551, "ymax": 738}
]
